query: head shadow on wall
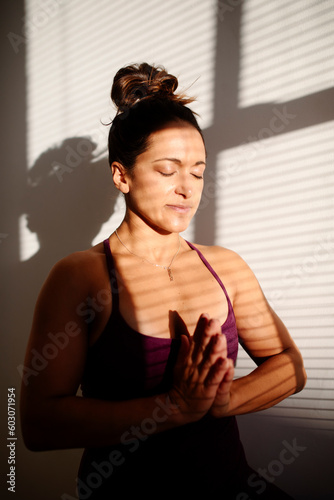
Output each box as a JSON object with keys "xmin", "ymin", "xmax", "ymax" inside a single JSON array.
[{"xmin": 21, "ymin": 136, "xmax": 118, "ymax": 272}]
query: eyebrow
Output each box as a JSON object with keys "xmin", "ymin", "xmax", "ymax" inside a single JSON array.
[{"xmin": 152, "ymin": 157, "xmax": 206, "ymax": 166}]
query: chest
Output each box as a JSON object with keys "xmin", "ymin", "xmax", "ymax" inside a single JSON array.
[{"xmin": 115, "ymin": 252, "xmax": 231, "ymax": 339}]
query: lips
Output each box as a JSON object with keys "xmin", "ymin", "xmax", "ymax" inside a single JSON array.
[{"xmin": 166, "ymin": 205, "xmax": 192, "ymax": 213}]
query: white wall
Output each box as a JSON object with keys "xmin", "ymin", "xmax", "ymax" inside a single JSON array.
[{"xmin": 1, "ymin": 1, "xmax": 333, "ymax": 499}]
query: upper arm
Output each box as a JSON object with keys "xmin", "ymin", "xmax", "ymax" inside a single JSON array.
[
  {"xmin": 230, "ymin": 253, "xmax": 297, "ymax": 364},
  {"xmin": 20, "ymin": 255, "xmax": 91, "ymax": 403}
]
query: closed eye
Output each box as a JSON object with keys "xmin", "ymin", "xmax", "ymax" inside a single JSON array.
[
  {"xmin": 159, "ymin": 171, "xmax": 203, "ymax": 179},
  {"xmin": 192, "ymin": 174, "xmax": 203, "ymax": 179},
  {"xmin": 159, "ymin": 172, "xmax": 175, "ymax": 177}
]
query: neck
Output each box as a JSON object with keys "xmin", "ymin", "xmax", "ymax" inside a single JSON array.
[{"xmin": 115, "ymin": 220, "xmax": 181, "ymax": 264}]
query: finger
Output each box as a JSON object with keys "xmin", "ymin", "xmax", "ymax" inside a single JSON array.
[
  {"xmin": 204, "ymin": 357, "xmax": 228, "ymax": 392},
  {"xmin": 174, "ymin": 334, "xmax": 190, "ymax": 369},
  {"xmin": 189, "ymin": 317, "xmax": 209, "ymax": 363},
  {"xmin": 197, "ymin": 333, "xmax": 227, "ymax": 380},
  {"xmin": 192, "ymin": 313, "xmax": 209, "ymax": 342},
  {"xmin": 192, "ymin": 317, "xmax": 221, "ymax": 363},
  {"xmin": 179, "ymin": 334, "xmax": 191, "ymax": 360},
  {"xmin": 216, "ymin": 359, "xmax": 234, "ymax": 396},
  {"xmin": 198, "ymin": 336, "xmax": 230, "ymax": 386},
  {"xmin": 208, "ymin": 332, "xmax": 227, "ymax": 358},
  {"xmin": 173, "ymin": 334, "xmax": 191, "ymax": 382}
]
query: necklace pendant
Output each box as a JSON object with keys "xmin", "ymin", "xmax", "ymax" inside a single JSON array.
[
  {"xmin": 167, "ymin": 268, "xmax": 173, "ymax": 281},
  {"xmin": 115, "ymin": 229, "xmax": 180, "ymax": 283}
]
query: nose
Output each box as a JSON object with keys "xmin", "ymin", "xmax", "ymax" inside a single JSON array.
[{"xmin": 175, "ymin": 175, "xmax": 192, "ymax": 198}]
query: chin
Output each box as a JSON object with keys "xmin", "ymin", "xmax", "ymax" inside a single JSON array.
[
  {"xmin": 141, "ymin": 211, "xmax": 194, "ymax": 234},
  {"xmin": 168, "ymin": 218, "xmax": 192, "ymax": 233}
]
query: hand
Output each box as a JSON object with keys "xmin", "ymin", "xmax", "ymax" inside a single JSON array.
[
  {"xmin": 203, "ymin": 329, "xmax": 234, "ymax": 418},
  {"xmin": 169, "ymin": 314, "xmax": 231, "ymax": 424},
  {"xmin": 209, "ymin": 357, "xmax": 234, "ymax": 418}
]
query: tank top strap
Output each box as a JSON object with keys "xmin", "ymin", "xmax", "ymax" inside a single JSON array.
[
  {"xmin": 103, "ymin": 238, "xmax": 119, "ymax": 310},
  {"xmin": 186, "ymin": 240, "xmax": 233, "ymax": 310}
]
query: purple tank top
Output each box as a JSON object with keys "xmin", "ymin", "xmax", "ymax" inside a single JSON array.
[
  {"xmin": 81, "ymin": 239, "xmax": 238, "ymax": 400},
  {"xmin": 78, "ymin": 240, "xmax": 249, "ymax": 497}
]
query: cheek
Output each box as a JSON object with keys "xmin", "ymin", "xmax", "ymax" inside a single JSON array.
[
  {"xmin": 130, "ymin": 180, "xmax": 167, "ymax": 208},
  {"xmin": 194, "ymin": 181, "xmax": 204, "ymax": 198}
]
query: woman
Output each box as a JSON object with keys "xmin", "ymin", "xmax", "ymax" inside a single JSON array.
[{"xmin": 20, "ymin": 63, "xmax": 306, "ymax": 498}]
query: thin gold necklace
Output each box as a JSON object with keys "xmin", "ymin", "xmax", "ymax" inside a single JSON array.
[{"xmin": 115, "ymin": 229, "xmax": 181, "ymax": 281}]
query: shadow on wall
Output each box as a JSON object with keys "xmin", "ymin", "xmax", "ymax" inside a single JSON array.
[
  {"xmin": 7, "ymin": 137, "xmax": 118, "ymax": 500},
  {"xmin": 21, "ymin": 137, "xmax": 116, "ymax": 272},
  {"xmin": 3, "ymin": 1, "xmax": 333, "ymax": 499},
  {"xmin": 16, "ymin": 136, "xmax": 118, "ymax": 369}
]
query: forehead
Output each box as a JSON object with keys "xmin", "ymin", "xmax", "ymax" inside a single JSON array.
[{"xmin": 145, "ymin": 122, "xmax": 206, "ymax": 158}]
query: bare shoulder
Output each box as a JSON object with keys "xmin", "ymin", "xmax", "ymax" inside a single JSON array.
[
  {"xmin": 38, "ymin": 241, "xmax": 109, "ymax": 302},
  {"xmin": 191, "ymin": 242, "xmax": 241, "ymax": 261},
  {"xmin": 187, "ymin": 242, "xmax": 255, "ymax": 299},
  {"xmin": 189, "ymin": 242, "xmax": 249, "ymax": 271}
]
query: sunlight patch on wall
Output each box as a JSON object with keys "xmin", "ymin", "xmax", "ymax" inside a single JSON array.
[
  {"xmin": 215, "ymin": 121, "xmax": 334, "ymax": 430},
  {"xmin": 19, "ymin": 214, "xmax": 39, "ymax": 261},
  {"xmin": 22, "ymin": 0, "xmax": 217, "ymax": 260},
  {"xmin": 238, "ymin": 0, "xmax": 334, "ymax": 106}
]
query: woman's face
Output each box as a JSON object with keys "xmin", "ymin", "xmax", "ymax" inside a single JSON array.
[{"xmin": 122, "ymin": 121, "xmax": 206, "ymax": 234}]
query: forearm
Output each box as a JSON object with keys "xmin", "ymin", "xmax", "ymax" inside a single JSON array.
[
  {"xmin": 227, "ymin": 347, "xmax": 307, "ymax": 416},
  {"xmin": 21, "ymin": 316, "xmax": 233, "ymax": 452},
  {"xmin": 21, "ymin": 392, "xmax": 182, "ymax": 451}
]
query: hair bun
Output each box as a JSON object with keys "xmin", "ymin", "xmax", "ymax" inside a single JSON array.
[{"xmin": 111, "ymin": 62, "xmax": 193, "ymax": 113}]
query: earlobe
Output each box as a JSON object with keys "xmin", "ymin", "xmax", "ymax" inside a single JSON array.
[{"xmin": 111, "ymin": 162, "xmax": 130, "ymax": 194}]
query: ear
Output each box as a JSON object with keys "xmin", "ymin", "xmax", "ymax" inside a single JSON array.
[{"xmin": 111, "ymin": 162, "xmax": 130, "ymax": 194}]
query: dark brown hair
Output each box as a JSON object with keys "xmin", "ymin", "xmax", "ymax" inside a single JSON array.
[{"xmin": 108, "ymin": 63, "xmax": 203, "ymax": 170}]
